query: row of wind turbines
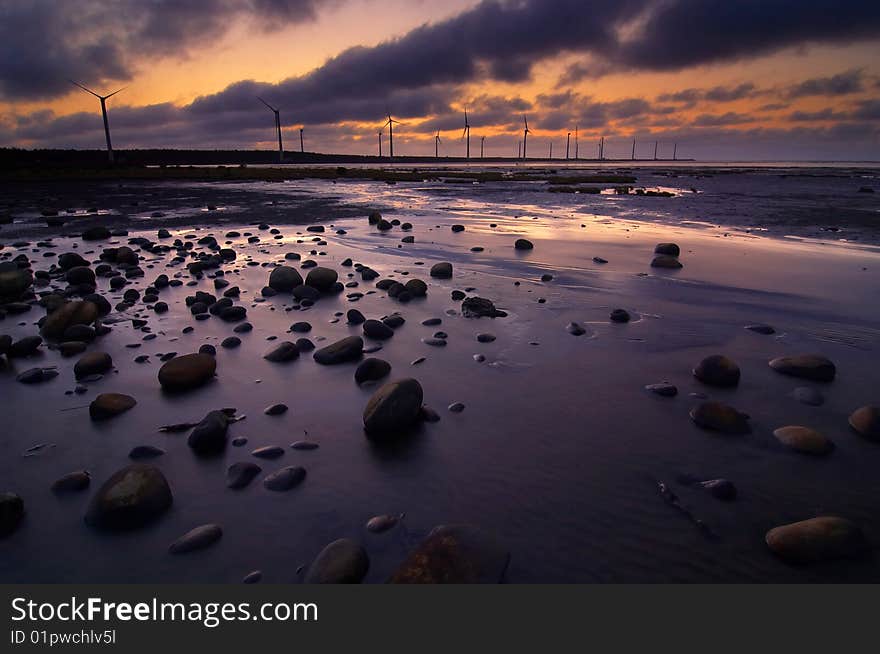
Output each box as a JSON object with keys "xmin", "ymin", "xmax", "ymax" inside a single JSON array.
[{"xmin": 70, "ymin": 81, "xmax": 680, "ymax": 163}]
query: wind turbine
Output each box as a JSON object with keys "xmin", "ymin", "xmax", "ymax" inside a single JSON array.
[
  {"xmin": 70, "ymin": 81, "xmax": 124, "ymax": 163},
  {"xmin": 462, "ymin": 108, "xmax": 470, "ymax": 160},
  {"xmin": 382, "ymin": 112, "xmax": 401, "ymax": 158},
  {"xmin": 673, "ymin": 143, "xmax": 677, "ymax": 161},
  {"xmin": 574, "ymin": 126, "xmax": 579, "ymax": 160},
  {"xmin": 378, "ymin": 131, "xmax": 383, "ymax": 158},
  {"xmin": 522, "ymin": 115, "xmax": 531, "ymax": 159},
  {"xmin": 599, "ymin": 136, "xmax": 605, "ymax": 160},
  {"xmin": 653, "ymin": 141, "xmax": 658, "ymax": 160},
  {"xmin": 632, "ymin": 139, "xmax": 636, "ymax": 160},
  {"xmin": 257, "ymin": 97, "xmax": 284, "ymax": 163},
  {"xmin": 549, "ymin": 142, "xmax": 553, "ymax": 159},
  {"xmin": 566, "ymin": 132, "xmax": 571, "ymax": 160},
  {"xmin": 300, "ymin": 128, "xmax": 304, "ymax": 153},
  {"xmin": 480, "ymin": 136, "xmax": 485, "ymax": 159},
  {"xmin": 435, "ymin": 130, "xmax": 442, "ymax": 158}
]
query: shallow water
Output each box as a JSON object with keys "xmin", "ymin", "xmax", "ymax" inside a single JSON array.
[{"xmin": 1, "ymin": 172, "xmax": 879, "ymax": 582}]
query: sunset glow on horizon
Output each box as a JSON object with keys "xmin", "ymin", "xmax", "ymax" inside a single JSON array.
[{"xmin": 1, "ymin": 0, "xmax": 879, "ymax": 160}]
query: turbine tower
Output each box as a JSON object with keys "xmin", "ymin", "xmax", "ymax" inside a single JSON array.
[
  {"xmin": 378, "ymin": 131, "xmax": 383, "ymax": 158},
  {"xmin": 673, "ymin": 143, "xmax": 677, "ymax": 161},
  {"xmin": 300, "ymin": 128, "xmax": 304, "ymax": 153},
  {"xmin": 632, "ymin": 139, "xmax": 636, "ymax": 160},
  {"xmin": 574, "ymin": 125, "xmax": 579, "ymax": 160},
  {"xmin": 435, "ymin": 130, "xmax": 442, "ymax": 158},
  {"xmin": 522, "ymin": 115, "xmax": 530, "ymax": 159},
  {"xmin": 462, "ymin": 108, "xmax": 471, "ymax": 159},
  {"xmin": 566, "ymin": 132, "xmax": 571, "ymax": 160},
  {"xmin": 382, "ymin": 112, "xmax": 401, "ymax": 159},
  {"xmin": 653, "ymin": 141, "xmax": 658, "ymax": 160},
  {"xmin": 70, "ymin": 81, "xmax": 124, "ymax": 164},
  {"xmin": 480, "ymin": 136, "xmax": 485, "ymax": 159},
  {"xmin": 257, "ymin": 97, "xmax": 284, "ymax": 163}
]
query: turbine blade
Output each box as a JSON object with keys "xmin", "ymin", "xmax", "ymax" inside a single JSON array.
[
  {"xmin": 69, "ymin": 80, "xmax": 100, "ymax": 98},
  {"xmin": 257, "ymin": 96, "xmax": 277, "ymax": 112},
  {"xmin": 103, "ymin": 86, "xmax": 126, "ymax": 99}
]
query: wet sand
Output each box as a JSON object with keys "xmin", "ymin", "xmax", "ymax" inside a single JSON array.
[{"xmin": 1, "ymin": 168, "xmax": 879, "ymax": 582}]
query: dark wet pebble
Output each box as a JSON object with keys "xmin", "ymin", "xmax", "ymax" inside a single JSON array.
[
  {"xmin": 252, "ymin": 446, "xmax": 285, "ymax": 460},
  {"xmin": 264, "ymin": 403, "xmax": 288, "ymax": 416},
  {"xmin": 645, "ymin": 382, "xmax": 678, "ymax": 397},
  {"xmin": 129, "ymin": 445, "xmax": 165, "ymax": 460},
  {"xmin": 263, "ymin": 466, "xmax": 306, "ymax": 491},
  {"xmin": 226, "ymin": 462, "xmax": 262, "ymax": 489},
  {"xmin": 169, "ymin": 524, "xmax": 223, "ymax": 554}
]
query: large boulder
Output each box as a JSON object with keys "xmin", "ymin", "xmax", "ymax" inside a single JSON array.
[
  {"xmin": 769, "ymin": 354, "xmax": 836, "ymax": 382},
  {"xmin": 429, "ymin": 262, "xmax": 453, "ymax": 279},
  {"xmin": 304, "ymin": 539, "xmax": 370, "ymax": 584},
  {"xmin": 84, "ymin": 465, "xmax": 172, "ymax": 530},
  {"xmin": 157, "ymin": 353, "xmax": 216, "ymax": 392},
  {"xmin": 74, "ymin": 351, "xmax": 113, "ymax": 380},
  {"xmin": 89, "ymin": 393, "xmax": 137, "ymax": 421},
  {"xmin": 305, "ymin": 267, "xmax": 338, "ymax": 292},
  {"xmin": 462, "ymin": 297, "xmax": 507, "ymax": 318},
  {"xmin": 263, "ymin": 341, "xmax": 300, "ymax": 363},
  {"xmin": 0, "ymin": 263, "xmax": 33, "ymax": 301},
  {"xmin": 363, "ymin": 378, "xmax": 424, "ymax": 438},
  {"xmin": 693, "ymin": 355, "xmax": 741, "ymax": 387},
  {"xmin": 40, "ymin": 301, "xmax": 99, "ymax": 340},
  {"xmin": 187, "ymin": 410, "xmax": 230, "ymax": 454},
  {"xmin": 313, "ymin": 336, "xmax": 363, "ymax": 365},
  {"xmin": 773, "ymin": 425, "xmax": 834, "ymax": 455},
  {"xmin": 849, "ymin": 406, "xmax": 880, "ymax": 440},
  {"xmin": 765, "ymin": 516, "xmax": 868, "ymax": 563},
  {"xmin": 654, "ymin": 243, "xmax": 680, "ymax": 256},
  {"xmin": 390, "ymin": 525, "xmax": 510, "ymax": 583},
  {"xmin": 268, "ymin": 266, "xmax": 303, "ymax": 292}
]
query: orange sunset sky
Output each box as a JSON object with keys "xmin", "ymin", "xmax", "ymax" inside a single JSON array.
[{"xmin": 1, "ymin": 0, "xmax": 879, "ymax": 160}]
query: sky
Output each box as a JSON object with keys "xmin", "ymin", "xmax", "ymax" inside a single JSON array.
[{"xmin": 1, "ymin": 0, "xmax": 879, "ymax": 161}]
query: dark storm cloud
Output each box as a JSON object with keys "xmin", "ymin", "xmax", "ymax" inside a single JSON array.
[
  {"xmin": 786, "ymin": 69, "xmax": 866, "ymax": 98},
  {"xmin": 658, "ymin": 83, "xmax": 759, "ymax": 106},
  {"xmin": 0, "ymin": 0, "xmax": 334, "ymax": 100},
  {"xmin": 691, "ymin": 112, "xmax": 754, "ymax": 127}
]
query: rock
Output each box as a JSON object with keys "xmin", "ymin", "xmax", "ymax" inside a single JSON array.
[
  {"xmin": 268, "ymin": 266, "xmax": 303, "ymax": 292},
  {"xmin": 84, "ymin": 465, "xmax": 172, "ymax": 530},
  {"xmin": 363, "ymin": 378, "xmax": 423, "ymax": 438},
  {"xmin": 243, "ymin": 570, "xmax": 262, "ymax": 584},
  {"xmin": 304, "ymin": 539, "xmax": 370, "ymax": 584},
  {"xmin": 690, "ymin": 401, "xmax": 750, "ymax": 434},
  {"xmin": 773, "ymin": 426, "xmax": 834, "ymax": 455},
  {"xmin": 646, "ymin": 382, "xmax": 678, "ymax": 397},
  {"xmin": 700, "ymin": 479, "xmax": 737, "ymax": 501},
  {"xmin": 313, "ymin": 336, "xmax": 363, "ymax": 365},
  {"xmin": 765, "ymin": 516, "xmax": 868, "ymax": 563},
  {"xmin": 51, "ymin": 470, "xmax": 91, "ymax": 493},
  {"xmin": 650, "ymin": 255, "xmax": 682, "ymax": 269},
  {"xmin": 291, "ymin": 440, "xmax": 319, "ymax": 450},
  {"xmin": 567, "ymin": 322, "xmax": 586, "ymax": 336},
  {"xmin": 17, "ymin": 367, "xmax": 58, "ymax": 384},
  {"xmin": 693, "ymin": 354, "xmax": 741, "ymax": 387},
  {"xmin": 81, "ymin": 226, "xmax": 111, "ymax": 241},
  {"xmin": 390, "ymin": 524, "xmax": 510, "ymax": 583},
  {"xmin": 514, "ymin": 238, "xmax": 534, "ymax": 250},
  {"xmin": 355, "ymin": 358, "xmax": 391, "ymax": 384},
  {"xmin": 89, "ymin": 393, "xmax": 137, "ymax": 421},
  {"xmin": 849, "ymin": 406, "xmax": 880, "ymax": 441},
  {"xmin": 0, "ymin": 493, "xmax": 25, "ymax": 537},
  {"xmin": 448, "ymin": 402, "xmax": 465, "ymax": 413},
  {"xmin": 654, "ymin": 243, "xmax": 680, "ymax": 256},
  {"xmin": 346, "ymin": 309, "xmax": 366, "ymax": 325},
  {"xmin": 263, "ymin": 466, "xmax": 306, "ymax": 491},
  {"xmin": 368, "ymin": 211, "xmax": 382, "ymax": 224},
  {"xmin": 129, "ymin": 445, "xmax": 165, "ymax": 460},
  {"xmin": 366, "ymin": 513, "xmax": 403, "ymax": 533},
  {"xmin": 41, "ymin": 300, "xmax": 99, "ymax": 340},
  {"xmin": 74, "ymin": 351, "xmax": 113, "ymax": 380},
  {"xmin": 169, "ymin": 524, "xmax": 223, "ymax": 554},
  {"xmin": 263, "ymin": 341, "xmax": 300, "ymax": 363},
  {"xmin": 58, "ymin": 252, "xmax": 89, "ymax": 270},
  {"xmin": 769, "ymin": 354, "xmax": 836, "ymax": 382},
  {"xmin": 63, "ymin": 324, "xmax": 96, "ymax": 343},
  {"xmin": 252, "ymin": 446, "xmax": 284, "ymax": 459},
  {"xmin": 187, "ymin": 410, "xmax": 230, "ymax": 454},
  {"xmin": 226, "ymin": 462, "xmax": 262, "ymax": 489},
  {"xmin": 461, "ymin": 297, "xmax": 506, "ymax": 318},
  {"xmin": 158, "ymin": 353, "xmax": 216, "ymax": 392},
  {"xmin": 66, "ymin": 266, "xmax": 96, "ymax": 286},
  {"xmin": 404, "ymin": 279, "xmax": 427, "ymax": 297},
  {"xmin": 0, "ymin": 263, "xmax": 33, "ymax": 300},
  {"xmin": 8, "ymin": 335, "xmax": 42, "ymax": 358},
  {"xmin": 792, "ymin": 387, "xmax": 824, "ymax": 406},
  {"xmin": 290, "ymin": 321, "xmax": 312, "ymax": 333},
  {"xmin": 264, "ymin": 403, "xmax": 288, "ymax": 416},
  {"xmin": 745, "ymin": 323, "xmax": 775, "ymax": 335},
  {"xmin": 363, "ymin": 319, "xmax": 394, "ymax": 340},
  {"xmin": 220, "ymin": 306, "xmax": 246, "ymax": 322},
  {"xmin": 609, "ymin": 308, "xmax": 630, "ymax": 323},
  {"xmin": 305, "ymin": 267, "xmax": 338, "ymax": 292},
  {"xmin": 221, "ymin": 336, "xmax": 241, "ymax": 349},
  {"xmin": 430, "ymin": 262, "xmax": 453, "ymax": 279}
]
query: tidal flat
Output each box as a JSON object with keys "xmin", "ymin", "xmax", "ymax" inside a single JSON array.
[{"xmin": 0, "ymin": 165, "xmax": 878, "ymax": 582}]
